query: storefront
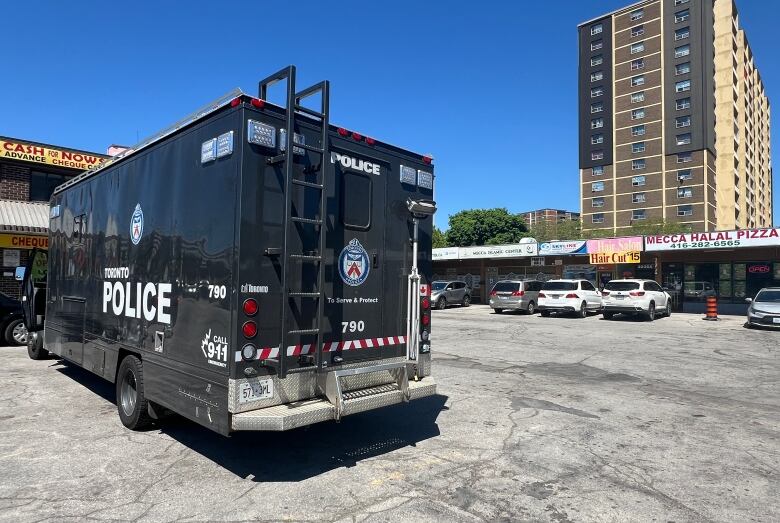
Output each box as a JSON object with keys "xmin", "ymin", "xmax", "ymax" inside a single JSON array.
[
  {"xmin": 645, "ymin": 229, "xmax": 780, "ymax": 314},
  {"xmin": 0, "ymin": 137, "xmax": 107, "ymax": 298}
]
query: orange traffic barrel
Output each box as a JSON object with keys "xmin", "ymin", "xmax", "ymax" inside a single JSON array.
[{"xmin": 703, "ymin": 295, "xmax": 718, "ymax": 321}]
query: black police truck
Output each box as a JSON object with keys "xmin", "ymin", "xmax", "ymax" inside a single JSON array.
[{"xmin": 21, "ymin": 66, "xmax": 436, "ymax": 436}]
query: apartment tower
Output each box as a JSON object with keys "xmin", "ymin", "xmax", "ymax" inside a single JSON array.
[{"xmin": 578, "ymin": 0, "xmax": 771, "ymax": 234}]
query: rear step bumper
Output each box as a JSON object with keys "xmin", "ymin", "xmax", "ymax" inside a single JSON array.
[{"xmin": 230, "ymin": 378, "xmax": 436, "ymax": 431}]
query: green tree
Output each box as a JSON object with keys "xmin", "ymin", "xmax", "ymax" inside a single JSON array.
[
  {"xmin": 530, "ymin": 219, "xmax": 583, "ymax": 242},
  {"xmin": 445, "ymin": 208, "xmax": 529, "ymax": 246},
  {"xmin": 432, "ymin": 226, "xmax": 448, "ymax": 248}
]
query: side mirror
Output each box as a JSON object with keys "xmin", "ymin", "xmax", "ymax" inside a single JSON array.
[
  {"xmin": 745, "ymin": 297, "xmax": 752, "ymax": 303},
  {"xmin": 14, "ymin": 267, "xmax": 25, "ymax": 281}
]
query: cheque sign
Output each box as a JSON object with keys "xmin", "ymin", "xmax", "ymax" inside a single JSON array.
[
  {"xmin": 0, "ymin": 139, "xmax": 106, "ymax": 171},
  {"xmin": 645, "ymin": 228, "xmax": 780, "ymax": 251}
]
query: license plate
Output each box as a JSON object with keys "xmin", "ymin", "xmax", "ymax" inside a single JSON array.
[
  {"xmin": 551, "ymin": 294, "xmax": 560, "ymax": 299},
  {"xmin": 773, "ymin": 318, "xmax": 780, "ymax": 324},
  {"xmin": 615, "ymin": 295, "xmax": 625, "ymax": 300},
  {"xmin": 238, "ymin": 379, "xmax": 274, "ymax": 404}
]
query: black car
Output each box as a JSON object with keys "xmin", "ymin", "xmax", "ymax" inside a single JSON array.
[{"xmin": 0, "ymin": 292, "xmax": 26, "ymax": 346}]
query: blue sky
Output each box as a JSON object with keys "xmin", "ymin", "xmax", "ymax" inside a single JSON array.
[{"xmin": 2, "ymin": 1, "xmax": 776, "ymax": 228}]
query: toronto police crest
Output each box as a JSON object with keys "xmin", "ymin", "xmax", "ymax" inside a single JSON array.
[
  {"xmin": 130, "ymin": 203, "xmax": 144, "ymax": 245},
  {"xmin": 338, "ymin": 238, "xmax": 370, "ymax": 286}
]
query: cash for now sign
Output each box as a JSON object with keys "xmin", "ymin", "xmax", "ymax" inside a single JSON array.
[
  {"xmin": 1, "ymin": 139, "xmax": 105, "ymax": 171},
  {"xmin": 645, "ymin": 228, "xmax": 780, "ymax": 251}
]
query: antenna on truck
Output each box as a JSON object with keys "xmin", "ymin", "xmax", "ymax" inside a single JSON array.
[{"xmin": 405, "ymin": 198, "xmax": 437, "ymax": 363}]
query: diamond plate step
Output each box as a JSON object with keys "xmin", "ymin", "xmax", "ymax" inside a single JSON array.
[{"xmin": 230, "ymin": 378, "xmax": 437, "ymax": 431}]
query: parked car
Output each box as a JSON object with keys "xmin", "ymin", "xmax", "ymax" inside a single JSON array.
[
  {"xmin": 684, "ymin": 281, "xmax": 716, "ymax": 300},
  {"xmin": 538, "ymin": 279, "xmax": 603, "ymax": 318},
  {"xmin": 745, "ymin": 287, "xmax": 780, "ymax": 329},
  {"xmin": 489, "ymin": 280, "xmax": 542, "ymax": 314},
  {"xmin": 431, "ymin": 280, "xmax": 471, "ymax": 309},
  {"xmin": 601, "ymin": 279, "xmax": 672, "ymax": 321},
  {"xmin": 0, "ymin": 292, "xmax": 26, "ymax": 346}
]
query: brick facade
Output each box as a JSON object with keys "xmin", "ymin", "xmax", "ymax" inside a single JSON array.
[{"xmin": 0, "ymin": 163, "xmax": 31, "ymax": 201}]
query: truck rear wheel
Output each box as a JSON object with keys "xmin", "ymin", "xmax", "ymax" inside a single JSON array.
[
  {"xmin": 116, "ymin": 355, "xmax": 154, "ymax": 430},
  {"xmin": 27, "ymin": 332, "xmax": 48, "ymax": 360}
]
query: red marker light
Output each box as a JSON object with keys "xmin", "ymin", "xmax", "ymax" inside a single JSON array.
[
  {"xmin": 337, "ymin": 128, "xmax": 349, "ymax": 137},
  {"xmin": 250, "ymin": 98, "xmax": 265, "ymax": 109},
  {"xmin": 421, "ymin": 314, "xmax": 430, "ymax": 326},
  {"xmin": 365, "ymin": 137, "xmax": 376, "ymax": 145},
  {"xmin": 242, "ymin": 321, "xmax": 257, "ymax": 338},
  {"xmin": 230, "ymin": 97, "xmax": 242, "ymax": 107},
  {"xmin": 243, "ymin": 298, "xmax": 258, "ymax": 316},
  {"xmin": 422, "ymin": 155, "xmax": 432, "ymax": 165},
  {"xmin": 422, "ymin": 298, "xmax": 430, "ymax": 309},
  {"xmin": 352, "ymin": 132, "xmax": 363, "ymax": 141}
]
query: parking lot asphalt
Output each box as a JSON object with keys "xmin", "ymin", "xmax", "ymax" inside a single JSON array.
[{"xmin": 0, "ymin": 308, "xmax": 778, "ymax": 522}]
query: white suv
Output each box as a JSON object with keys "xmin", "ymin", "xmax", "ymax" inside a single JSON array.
[
  {"xmin": 538, "ymin": 279, "xmax": 603, "ymax": 318},
  {"xmin": 601, "ymin": 279, "xmax": 672, "ymax": 321}
]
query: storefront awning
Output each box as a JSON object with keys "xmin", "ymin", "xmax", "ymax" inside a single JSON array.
[{"xmin": 0, "ymin": 200, "xmax": 50, "ymax": 234}]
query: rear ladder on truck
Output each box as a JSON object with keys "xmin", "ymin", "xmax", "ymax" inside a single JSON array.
[{"xmin": 254, "ymin": 66, "xmax": 416, "ymax": 423}]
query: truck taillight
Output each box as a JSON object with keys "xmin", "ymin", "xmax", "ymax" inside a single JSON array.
[
  {"xmin": 250, "ymin": 98, "xmax": 265, "ymax": 109},
  {"xmin": 242, "ymin": 321, "xmax": 257, "ymax": 338},
  {"xmin": 422, "ymin": 297, "xmax": 430, "ymax": 309},
  {"xmin": 421, "ymin": 314, "xmax": 430, "ymax": 326},
  {"xmin": 243, "ymin": 298, "xmax": 258, "ymax": 316},
  {"xmin": 241, "ymin": 344, "xmax": 257, "ymax": 361}
]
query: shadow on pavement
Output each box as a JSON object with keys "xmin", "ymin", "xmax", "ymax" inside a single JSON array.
[{"xmin": 53, "ymin": 360, "xmax": 448, "ymax": 482}]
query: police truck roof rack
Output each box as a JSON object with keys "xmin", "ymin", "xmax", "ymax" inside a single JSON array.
[{"xmin": 257, "ymin": 66, "xmax": 330, "ymax": 380}]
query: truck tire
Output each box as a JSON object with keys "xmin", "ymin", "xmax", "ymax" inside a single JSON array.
[
  {"xmin": 5, "ymin": 318, "xmax": 28, "ymax": 346},
  {"xmin": 540, "ymin": 310, "xmax": 550, "ymax": 317},
  {"xmin": 462, "ymin": 295, "xmax": 471, "ymax": 307},
  {"xmin": 436, "ymin": 297, "xmax": 447, "ymax": 310},
  {"xmin": 27, "ymin": 331, "xmax": 48, "ymax": 360},
  {"xmin": 116, "ymin": 355, "xmax": 154, "ymax": 430},
  {"xmin": 603, "ymin": 312, "xmax": 614, "ymax": 320}
]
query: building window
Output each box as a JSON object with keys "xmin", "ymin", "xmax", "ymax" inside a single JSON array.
[
  {"xmin": 675, "ymin": 44, "xmax": 690, "ymax": 58},
  {"xmin": 632, "ymin": 175, "xmax": 646, "ymax": 186},
  {"xmin": 632, "ymin": 209, "xmax": 647, "ymax": 220},
  {"xmin": 30, "ymin": 171, "xmax": 67, "ymax": 202},
  {"xmin": 675, "ymin": 62, "xmax": 691, "ymax": 75},
  {"xmin": 591, "ymin": 134, "xmax": 604, "ymax": 145},
  {"xmin": 591, "ymin": 102, "xmax": 604, "ymax": 113},
  {"xmin": 677, "ymin": 187, "xmax": 693, "ymax": 198},
  {"xmin": 631, "ymin": 108, "xmax": 645, "ymax": 120},
  {"xmin": 591, "ymin": 39, "xmax": 603, "ymax": 51},
  {"xmin": 592, "ymin": 197, "xmax": 605, "ymax": 208},
  {"xmin": 631, "ymin": 125, "xmax": 646, "ymax": 136},
  {"xmin": 677, "ymin": 169, "xmax": 693, "ymax": 181},
  {"xmin": 675, "ymin": 9, "xmax": 690, "ymax": 23},
  {"xmin": 591, "ymin": 23, "xmax": 603, "ymax": 36},
  {"xmin": 675, "ymin": 27, "xmax": 690, "ymax": 40},
  {"xmin": 632, "ymin": 159, "xmax": 646, "ymax": 170},
  {"xmin": 678, "ymin": 205, "xmax": 693, "ymax": 216},
  {"xmin": 591, "ymin": 86, "xmax": 604, "ymax": 97},
  {"xmin": 631, "ymin": 42, "xmax": 645, "ymax": 54},
  {"xmin": 591, "ymin": 150, "xmax": 604, "ymax": 160},
  {"xmin": 592, "ymin": 165, "xmax": 604, "ymax": 176},
  {"xmin": 592, "ymin": 213, "xmax": 605, "ymax": 223},
  {"xmin": 677, "ymin": 152, "xmax": 692, "ymax": 163},
  {"xmin": 632, "ymin": 192, "xmax": 646, "ymax": 203},
  {"xmin": 676, "ymin": 133, "xmax": 692, "ymax": 145},
  {"xmin": 631, "ymin": 25, "xmax": 644, "ymax": 37},
  {"xmin": 591, "ymin": 70, "xmax": 604, "ymax": 82},
  {"xmin": 676, "ymin": 97, "xmax": 691, "ymax": 109},
  {"xmin": 630, "ymin": 58, "xmax": 644, "ymax": 70},
  {"xmin": 632, "ymin": 142, "xmax": 646, "ymax": 153},
  {"xmin": 675, "ymin": 115, "xmax": 691, "ymax": 128},
  {"xmin": 631, "ymin": 75, "xmax": 645, "ymax": 87},
  {"xmin": 592, "ymin": 181, "xmax": 605, "ymax": 192},
  {"xmin": 675, "ymin": 79, "xmax": 691, "ymax": 92},
  {"xmin": 591, "ymin": 55, "xmax": 603, "ymax": 66},
  {"xmin": 631, "ymin": 91, "xmax": 645, "ymax": 103},
  {"xmin": 591, "ymin": 117, "xmax": 604, "ymax": 129},
  {"xmin": 630, "ymin": 8, "xmax": 644, "ymax": 21}
]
